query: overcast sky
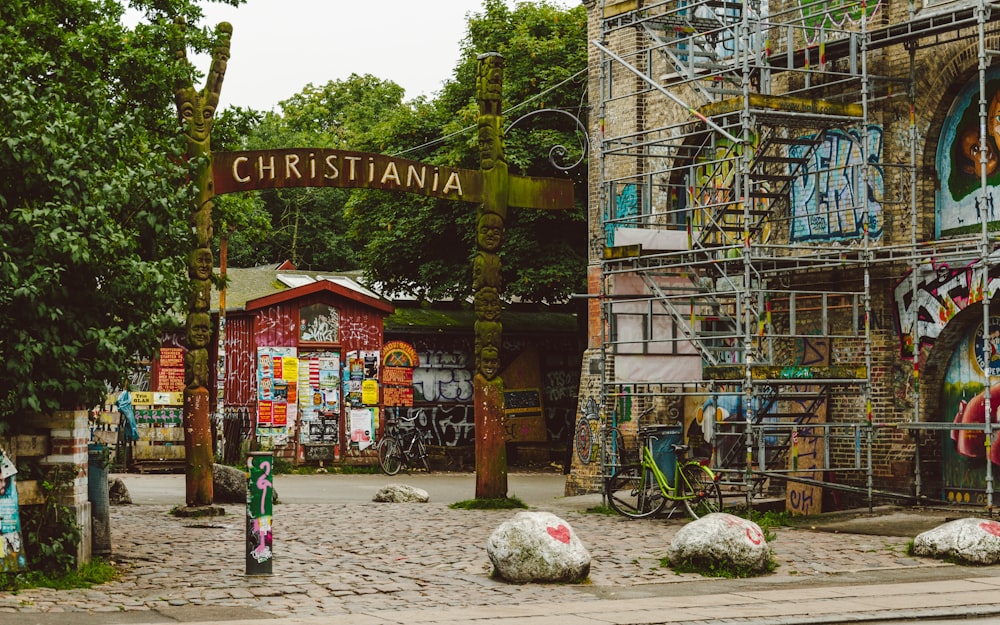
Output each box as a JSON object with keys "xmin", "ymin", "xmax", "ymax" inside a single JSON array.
[{"xmin": 185, "ymin": 0, "xmax": 571, "ymax": 112}]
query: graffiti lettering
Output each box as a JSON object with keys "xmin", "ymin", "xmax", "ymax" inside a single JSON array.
[
  {"xmin": 892, "ymin": 261, "xmax": 1000, "ymax": 357},
  {"xmin": 418, "ymin": 349, "xmax": 469, "ymax": 368},
  {"xmin": 788, "ymin": 488, "xmax": 814, "ymax": 512},
  {"xmin": 412, "ymin": 366, "xmax": 474, "ymax": 403},
  {"xmin": 338, "ymin": 317, "xmax": 378, "ymax": 345},
  {"xmin": 789, "ymin": 127, "xmax": 884, "ymax": 242}
]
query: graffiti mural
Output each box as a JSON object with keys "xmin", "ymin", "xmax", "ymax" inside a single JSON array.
[
  {"xmin": 789, "ymin": 127, "xmax": 884, "ymax": 243},
  {"xmin": 940, "ymin": 318, "xmax": 1000, "ymax": 504},
  {"xmin": 797, "ymin": 0, "xmax": 881, "ymax": 45},
  {"xmin": 936, "ymin": 65, "xmax": 1000, "ymax": 237},
  {"xmin": 605, "ymin": 183, "xmax": 638, "ymax": 246},
  {"xmin": 893, "ymin": 260, "xmax": 1000, "ymax": 357},
  {"xmin": 394, "ymin": 335, "xmax": 580, "ymax": 449}
]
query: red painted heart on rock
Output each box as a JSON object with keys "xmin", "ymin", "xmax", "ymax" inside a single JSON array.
[
  {"xmin": 981, "ymin": 520, "xmax": 1000, "ymax": 537},
  {"xmin": 547, "ymin": 524, "xmax": 571, "ymax": 544}
]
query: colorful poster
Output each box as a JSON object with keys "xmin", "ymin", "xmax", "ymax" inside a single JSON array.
[
  {"xmin": 297, "ymin": 351, "xmax": 341, "ymax": 445},
  {"xmin": 0, "ymin": 452, "xmax": 25, "ymax": 572},
  {"xmin": 361, "ymin": 379, "xmax": 379, "ymax": 406},
  {"xmin": 257, "ymin": 347, "xmax": 295, "ymax": 436},
  {"xmin": 349, "ymin": 408, "xmax": 374, "ymax": 450}
]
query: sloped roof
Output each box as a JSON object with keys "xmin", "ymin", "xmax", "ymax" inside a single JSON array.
[
  {"xmin": 215, "ymin": 265, "xmax": 578, "ymax": 333},
  {"xmin": 214, "ymin": 266, "xmax": 392, "ymax": 313},
  {"xmin": 385, "ymin": 306, "xmax": 578, "ymax": 334}
]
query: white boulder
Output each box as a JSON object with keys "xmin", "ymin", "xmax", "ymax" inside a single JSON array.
[
  {"xmin": 912, "ymin": 517, "xmax": 1000, "ymax": 564},
  {"xmin": 487, "ymin": 511, "xmax": 591, "ymax": 583},
  {"xmin": 372, "ymin": 483, "xmax": 430, "ymax": 503},
  {"xmin": 668, "ymin": 512, "xmax": 771, "ymax": 573}
]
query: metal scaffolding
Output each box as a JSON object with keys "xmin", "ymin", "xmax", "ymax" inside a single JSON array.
[{"xmin": 588, "ymin": 0, "xmax": 1000, "ymax": 512}]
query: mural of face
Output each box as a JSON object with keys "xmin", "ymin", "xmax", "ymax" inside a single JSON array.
[
  {"xmin": 989, "ymin": 90, "xmax": 1000, "ymax": 156},
  {"xmin": 959, "ymin": 127, "xmax": 998, "ymax": 177}
]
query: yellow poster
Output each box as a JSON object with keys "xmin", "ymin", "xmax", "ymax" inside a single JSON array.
[{"xmin": 281, "ymin": 357, "xmax": 298, "ymax": 382}]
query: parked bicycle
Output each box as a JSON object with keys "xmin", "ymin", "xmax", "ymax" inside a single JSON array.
[
  {"xmin": 575, "ymin": 399, "xmax": 648, "ymax": 470},
  {"xmin": 605, "ymin": 423, "xmax": 722, "ymax": 519},
  {"xmin": 377, "ymin": 410, "xmax": 430, "ymax": 475}
]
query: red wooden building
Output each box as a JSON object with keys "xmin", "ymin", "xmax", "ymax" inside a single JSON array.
[{"xmin": 209, "ymin": 265, "xmax": 394, "ymax": 465}]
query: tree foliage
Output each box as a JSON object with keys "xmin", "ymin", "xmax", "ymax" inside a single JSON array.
[
  {"xmin": 0, "ymin": 0, "xmax": 240, "ymax": 420},
  {"xmin": 221, "ymin": 0, "xmax": 589, "ymax": 303}
]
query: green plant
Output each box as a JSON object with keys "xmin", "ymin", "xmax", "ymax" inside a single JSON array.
[
  {"xmin": 0, "ymin": 465, "xmax": 95, "ymax": 591},
  {"xmin": 584, "ymin": 504, "xmax": 616, "ymax": 515},
  {"xmin": 1, "ymin": 558, "xmax": 119, "ymax": 591},
  {"xmin": 20, "ymin": 466, "xmax": 81, "ymax": 576},
  {"xmin": 449, "ymin": 495, "xmax": 528, "ymax": 510},
  {"xmin": 664, "ymin": 554, "xmax": 777, "ymax": 578},
  {"xmin": 739, "ymin": 509, "xmax": 791, "ymax": 543}
]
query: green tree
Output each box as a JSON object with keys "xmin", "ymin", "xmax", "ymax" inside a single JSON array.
[
  {"xmin": 222, "ymin": 74, "xmax": 413, "ymax": 270},
  {"xmin": 352, "ymin": 0, "xmax": 589, "ymax": 304},
  {"xmin": 0, "ymin": 0, "xmax": 239, "ymax": 420},
  {"xmin": 219, "ymin": 1, "xmax": 587, "ymax": 304}
]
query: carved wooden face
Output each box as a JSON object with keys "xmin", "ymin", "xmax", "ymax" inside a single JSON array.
[
  {"xmin": 186, "ymin": 313, "xmax": 212, "ymax": 349},
  {"xmin": 177, "ymin": 92, "xmax": 216, "ymax": 144},
  {"xmin": 480, "ymin": 346, "xmax": 500, "ymax": 379},
  {"xmin": 189, "ymin": 247, "xmax": 213, "ymax": 280},
  {"xmin": 477, "ymin": 213, "xmax": 504, "ymax": 251}
]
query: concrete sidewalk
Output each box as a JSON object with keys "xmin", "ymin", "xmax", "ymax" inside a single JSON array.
[
  {"xmin": 3, "ymin": 473, "xmax": 1000, "ymax": 625},
  {"xmin": 200, "ymin": 576, "xmax": 1000, "ymax": 624}
]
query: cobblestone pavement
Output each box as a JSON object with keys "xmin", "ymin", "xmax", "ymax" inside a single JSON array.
[{"xmin": 0, "ymin": 498, "xmax": 953, "ymax": 619}]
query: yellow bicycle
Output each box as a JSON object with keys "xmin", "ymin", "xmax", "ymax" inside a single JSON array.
[{"xmin": 605, "ymin": 425, "xmax": 722, "ymax": 519}]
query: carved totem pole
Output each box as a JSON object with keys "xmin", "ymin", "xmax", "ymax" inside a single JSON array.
[
  {"xmin": 174, "ymin": 20, "xmax": 231, "ymax": 507},
  {"xmin": 474, "ymin": 53, "xmax": 509, "ymax": 499}
]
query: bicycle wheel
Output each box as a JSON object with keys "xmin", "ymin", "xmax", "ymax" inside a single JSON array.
[
  {"xmin": 575, "ymin": 418, "xmax": 593, "ymax": 465},
  {"xmin": 605, "ymin": 465, "xmax": 665, "ymax": 519},
  {"xmin": 602, "ymin": 427, "xmax": 626, "ymax": 470},
  {"xmin": 378, "ymin": 437, "xmax": 402, "ymax": 475},
  {"xmin": 414, "ymin": 434, "xmax": 430, "ymax": 472},
  {"xmin": 680, "ymin": 462, "xmax": 723, "ymax": 519}
]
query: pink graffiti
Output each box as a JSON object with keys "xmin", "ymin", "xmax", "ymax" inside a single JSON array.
[
  {"xmin": 720, "ymin": 514, "xmax": 764, "ymax": 545},
  {"xmin": 250, "ymin": 516, "xmax": 272, "ymax": 563},
  {"xmin": 257, "ymin": 460, "xmax": 272, "ymax": 516}
]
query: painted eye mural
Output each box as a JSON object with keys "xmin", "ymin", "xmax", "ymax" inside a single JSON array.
[{"xmin": 936, "ymin": 65, "xmax": 1000, "ymax": 237}]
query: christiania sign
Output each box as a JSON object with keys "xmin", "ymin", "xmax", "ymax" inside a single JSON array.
[{"xmin": 212, "ymin": 148, "xmax": 573, "ymax": 210}]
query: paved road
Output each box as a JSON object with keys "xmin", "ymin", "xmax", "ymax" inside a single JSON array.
[{"xmin": 3, "ymin": 471, "xmax": 999, "ymax": 625}]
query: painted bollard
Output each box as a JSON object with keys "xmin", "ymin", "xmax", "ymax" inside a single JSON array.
[{"xmin": 246, "ymin": 452, "xmax": 273, "ymax": 575}]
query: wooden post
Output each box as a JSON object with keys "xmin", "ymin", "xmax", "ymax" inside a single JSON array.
[
  {"xmin": 474, "ymin": 53, "xmax": 509, "ymax": 499},
  {"xmin": 174, "ymin": 20, "xmax": 231, "ymax": 507}
]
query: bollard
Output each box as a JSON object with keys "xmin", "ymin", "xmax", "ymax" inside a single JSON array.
[
  {"xmin": 246, "ymin": 452, "xmax": 273, "ymax": 575},
  {"xmin": 87, "ymin": 443, "xmax": 111, "ymax": 557}
]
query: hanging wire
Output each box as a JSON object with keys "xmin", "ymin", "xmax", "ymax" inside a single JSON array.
[{"xmin": 392, "ymin": 68, "xmax": 588, "ymax": 160}]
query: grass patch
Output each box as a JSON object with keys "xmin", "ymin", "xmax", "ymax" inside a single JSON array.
[
  {"xmin": 0, "ymin": 559, "xmax": 119, "ymax": 591},
  {"xmin": 739, "ymin": 509, "xmax": 791, "ymax": 542},
  {"xmin": 664, "ymin": 554, "xmax": 777, "ymax": 578},
  {"xmin": 584, "ymin": 504, "xmax": 617, "ymax": 515},
  {"xmin": 449, "ymin": 495, "xmax": 528, "ymax": 510}
]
